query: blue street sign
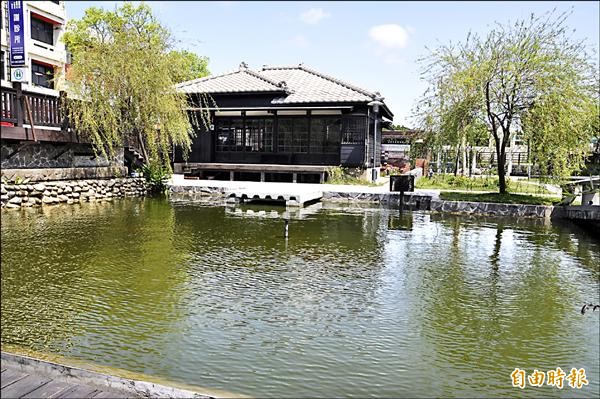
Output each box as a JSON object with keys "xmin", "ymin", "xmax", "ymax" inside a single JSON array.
[{"xmin": 8, "ymin": 0, "xmax": 26, "ymax": 66}]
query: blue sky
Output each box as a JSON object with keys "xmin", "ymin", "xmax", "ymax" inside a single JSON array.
[{"xmin": 66, "ymin": 1, "xmax": 600, "ymax": 126}]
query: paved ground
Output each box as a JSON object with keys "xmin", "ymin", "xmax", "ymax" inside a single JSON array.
[
  {"xmin": 1, "ymin": 352, "xmax": 219, "ymax": 399},
  {"xmin": 169, "ymin": 174, "xmax": 566, "ymax": 200},
  {"xmin": 1, "ymin": 366, "xmax": 125, "ymax": 398},
  {"xmin": 169, "ymin": 173, "xmax": 390, "ymax": 193},
  {"xmin": 171, "ymin": 174, "xmax": 443, "ymax": 194},
  {"xmin": 169, "ymin": 174, "xmax": 445, "ymax": 202}
]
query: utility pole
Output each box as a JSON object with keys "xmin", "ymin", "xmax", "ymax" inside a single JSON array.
[{"xmin": 368, "ymin": 98, "xmax": 384, "ymax": 183}]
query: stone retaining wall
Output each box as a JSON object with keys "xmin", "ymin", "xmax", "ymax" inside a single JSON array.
[
  {"xmin": 562, "ymin": 205, "xmax": 600, "ymax": 220},
  {"xmin": 322, "ymin": 191, "xmax": 432, "ymax": 210},
  {"xmin": 168, "ymin": 183, "xmax": 598, "ymax": 221},
  {"xmin": 1, "ymin": 166, "xmax": 128, "ymax": 183},
  {"xmin": 1, "ymin": 178, "xmax": 147, "ymax": 210},
  {"xmin": 170, "ymin": 186, "xmax": 434, "ymax": 211},
  {"xmin": 429, "ymin": 200, "xmax": 553, "ymax": 218},
  {"xmin": 1, "ymin": 142, "xmax": 122, "ymax": 169},
  {"xmin": 169, "ymin": 184, "xmax": 229, "ymax": 196}
]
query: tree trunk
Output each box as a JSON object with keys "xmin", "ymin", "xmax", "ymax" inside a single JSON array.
[
  {"xmin": 470, "ymin": 149, "xmax": 477, "ymax": 176},
  {"xmin": 461, "ymin": 136, "xmax": 467, "ymax": 176},
  {"xmin": 454, "ymin": 146, "xmax": 460, "ymax": 176},
  {"xmin": 497, "ymin": 141, "xmax": 507, "ymax": 194},
  {"xmin": 136, "ymin": 129, "xmax": 150, "ymax": 163}
]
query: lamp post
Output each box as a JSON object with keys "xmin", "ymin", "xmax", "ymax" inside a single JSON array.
[{"xmin": 368, "ymin": 99, "xmax": 384, "ymax": 182}]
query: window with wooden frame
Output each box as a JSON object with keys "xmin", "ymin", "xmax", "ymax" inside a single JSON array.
[
  {"xmin": 216, "ymin": 118, "xmax": 244, "ymax": 152},
  {"xmin": 31, "ymin": 61, "xmax": 54, "ymax": 88},
  {"xmin": 341, "ymin": 118, "xmax": 367, "ymax": 144},
  {"xmin": 310, "ymin": 118, "xmax": 341, "ymax": 154},
  {"xmin": 31, "ymin": 16, "xmax": 54, "ymax": 45},
  {"xmin": 244, "ymin": 118, "xmax": 274, "ymax": 152},
  {"xmin": 277, "ymin": 118, "xmax": 308, "ymax": 153}
]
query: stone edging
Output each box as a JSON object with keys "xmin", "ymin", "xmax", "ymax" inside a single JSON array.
[
  {"xmin": 167, "ymin": 184, "xmax": 600, "ymax": 220},
  {"xmin": 322, "ymin": 191, "xmax": 432, "ymax": 210},
  {"xmin": 429, "ymin": 199, "xmax": 554, "ymax": 218},
  {"xmin": 1, "ymin": 178, "xmax": 147, "ymax": 210}
]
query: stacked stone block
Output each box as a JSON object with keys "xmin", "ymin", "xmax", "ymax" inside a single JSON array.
[{"xmin": 1, "ymin": 178, "xmax": 147, "ymax": 209}]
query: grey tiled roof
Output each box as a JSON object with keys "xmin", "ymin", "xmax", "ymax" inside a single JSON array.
[
  {"xmin": 260, "ymin": 64, "xmax": 378, "ymax": 104},
  {"xmin": 176, "ymin": 64, "xmax": 384, "ymax": 105},
  {"xmin": 175, "ymin": 67, "xmax": 286, "ymax": 94}
]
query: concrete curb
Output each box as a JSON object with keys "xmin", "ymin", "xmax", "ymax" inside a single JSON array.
[
  {"xmin": 168, "ymin": 181, "xmax": 600, "ymax": 221},
  {"xmin": 429, "ymin": 199, "xmax": 554, "ymax": 218},
  {"xmin": 1, "ymin": 352, "xmax": 215, "ymax": 398}
]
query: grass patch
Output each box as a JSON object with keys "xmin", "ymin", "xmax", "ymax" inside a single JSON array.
[
  {"xmin": 328, "ymin": 179, "xmax": 382, "ymax": 187},
  {"xmin": 327, "ymin": 166, "xmax": 382, "ymax": 187},
  {"xmin": 439, "ymin": 191, "xmax": 561, "ymax": 206},
  {"xmin": 417, "ymin": 174, "xmax": 553, "ymax": 194}
]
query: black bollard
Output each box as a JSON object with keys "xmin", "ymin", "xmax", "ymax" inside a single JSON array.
[{"xmin": 399, "ymin": 190, "xmax": 404, "ymax": 214}]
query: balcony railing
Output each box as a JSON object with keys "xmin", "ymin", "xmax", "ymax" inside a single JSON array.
[
  {"xmin": 1, "ymin": 87, "xmax": 64, "ymax": 128},
  {"xmin": 1, "ymin": 89, "xmax": 19, "ymax": 125}
]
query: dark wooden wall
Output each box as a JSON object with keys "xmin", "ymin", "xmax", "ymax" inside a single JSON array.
[{"xmin": 175, "ymin": 93, "xmax": 385, "ymax": 168}]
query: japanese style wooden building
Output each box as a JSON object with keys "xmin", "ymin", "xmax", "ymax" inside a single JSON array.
[{"xmin": 174, "ymin": 63, "xmax": 394, "ymax": 183}]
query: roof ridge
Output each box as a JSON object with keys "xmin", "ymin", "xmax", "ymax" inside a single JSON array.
[
  {"xmin": 261, "ymin": 65, "xmax": 298, "ymax": 71},
  {"xmin": 175, "ymin": 68, "xmax": 289, "ymax": 93},
  {"xmin": 175, "ymin": 69, "xmax": 241, "ymax": 89},
  {"xmin": 244, "ymin": 69, "xmax": 288, "ymax": 91},
  {"xmin": 262, "ymin": 64, "xmax": 380, "ymax": 99},
  {"xmin": 298, "ymin": 65, "xmax": 379, "ymax": 99}
]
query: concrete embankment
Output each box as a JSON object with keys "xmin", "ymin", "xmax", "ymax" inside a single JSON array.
[
  {"xmin": 429, "ymin": 199, "xmax": 554, "ymax": 218},
  {"xmin": 1, "ymin": 351, "xmax": 240, "ymax": 398},
  {"xmin": 169, "ymin": 178, "xmax": 600, "ymax": 224},
  {"xmin": 551, "ymin": 205, "xmax": 600, "ymax": 230}
]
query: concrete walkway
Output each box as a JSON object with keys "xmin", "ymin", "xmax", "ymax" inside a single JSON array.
[
  {"xmin": 169, "ymin": 174, "xmax": 442, "ymax": 200},
  {"xmin": 168, "ymin": 174, "xmax": 561, "ymax": 203},
  {"xmin": 1, "ymin": 352, "xmax": 220, "ymax": 399},
  {"xmin": 1, "ymin": 367, "xmax": 123, "ymax": 398},
  {"xmin": 169, "ymin": 173, "xmax": 391, "ymax": 194}
]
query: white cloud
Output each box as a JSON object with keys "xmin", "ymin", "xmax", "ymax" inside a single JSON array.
[
  {"xmin": 291, "ymin": 34, "xmax": 309, "ymax": 48},
  {"xmin": 300, "ymin": 8, "xmax": 331, "ymax": 25},
  {"xmin": 369, "ymin": 24, "xmax": 410, "ymax": 49}
]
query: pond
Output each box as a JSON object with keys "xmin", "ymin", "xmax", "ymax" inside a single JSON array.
[{"xmin": 1, "ymin": 198, "xmax": 599, "ymax": 398}]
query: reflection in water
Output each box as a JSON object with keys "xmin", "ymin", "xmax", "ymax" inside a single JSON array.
[{"xmin": 1, "ymin": 199, "xmax": 599, "ymax": 398}]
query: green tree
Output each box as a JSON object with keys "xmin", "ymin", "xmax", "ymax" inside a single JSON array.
[
  {"xmin": 391, "ymin": 124, "xmax": 411, "ymax": 131},
  {"xmin": 167, "ymin": 50, "xmax": 210, "ymax": 83},
  {"xmin": 416, "ymin": 11, "xmax": 599, "ymax": 193},
  {"xmin": 62, "ymin": 2, "xmax": 211, "ymax": 168}
]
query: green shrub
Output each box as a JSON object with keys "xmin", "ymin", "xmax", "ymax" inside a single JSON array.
[
  {"xmin": 416, "ymin": 173, "xmax": 553, "ymax": 194},
  {"xmin": 142, "ymin": 162, "xmax": 171, "ymax": 195},
  {"xmin": 327, "ymin": 166, "xmax": 378, "ymax": 186}
]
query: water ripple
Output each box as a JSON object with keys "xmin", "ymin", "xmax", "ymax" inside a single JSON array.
[{"xmin": 1, "ymin": 199, "xmax": 598, "ymax": 398}]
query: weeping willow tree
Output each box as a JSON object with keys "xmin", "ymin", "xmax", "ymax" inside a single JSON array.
[
  {"xmin": 62, "ymin": 2, "xmax": 212, "ymax": 169},
  {"xmin": 418, "ymin": 69, "xmax": 489, "ymax": 176},
  {"xmin": 416, "ymin": 11, "xmax": 599, "ymax": 193},
  {"xmin": 523, "ymin": 79, "xmax": 599, "ymax": 177}
]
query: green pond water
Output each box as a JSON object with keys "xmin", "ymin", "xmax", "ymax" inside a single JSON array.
[{"xmin": 1, "ymin": 198, "xmax": 599, "ymax": 398}]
